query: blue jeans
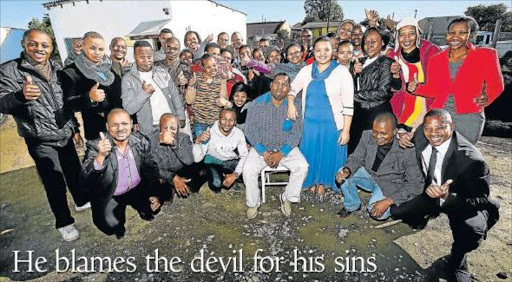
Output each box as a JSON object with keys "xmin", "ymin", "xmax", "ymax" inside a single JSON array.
[
  {"xmin": 340, "ymin": 167, "xmax": 391, "ymax": 220},
  {"xmin": 194, "ymin": 122, "xmax": 210, "ymax": 140}
]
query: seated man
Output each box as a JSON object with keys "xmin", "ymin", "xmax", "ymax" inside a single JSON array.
[
  {"xmin": 391, "ymin": 109, "xmax": 500, "ymax": 281},
  {"xmin": 122, "ymin": 41, "xmax": 186, "ymax": 136},
  {"xmin": 243, "ymin": 73, "xmax": 308, "ymax": 219},
  {"xmin": 151, "ymin": 113, "xmax": 207, "ymax": 198},
  {"xmin": 335, "ymin": 112, "xmax": 424, "ymax": 220},
  {"xmin": 82, "ymin": 109, "xmax": 167, "ymax": 238},
  {"xmin": 193, "ymin": 108, "xmax": 248, "ymax": 193}
]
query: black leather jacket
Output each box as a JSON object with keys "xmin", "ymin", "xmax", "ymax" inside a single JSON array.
[{"xmin": 354, "ymin": 55, "xmax": 398, "ymax": 109}]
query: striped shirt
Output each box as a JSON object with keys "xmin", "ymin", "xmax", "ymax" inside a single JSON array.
[{"xmin": 192, "ymin": 72, "xmax": 223, "ymax": 125}]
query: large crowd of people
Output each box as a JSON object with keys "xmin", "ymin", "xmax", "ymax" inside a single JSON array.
[{"xmin": 0, "ymin": 9, "xmax": 505, "ymax": 281}]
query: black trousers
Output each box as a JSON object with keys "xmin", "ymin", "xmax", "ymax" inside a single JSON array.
[
  {"xmin": 175, "ymin": 162, "xmax": 208, "ymax": 193},
  {"xmin": 26, "ymin": 137, "xmax": 88, "ymax": 229},
  {"xmin": 348, "ymin": 101, "xmax": 393, "ymax": 155},
  {"xmin": 391, "ymin": 194, "xmax": 488, "ymax": 271},
  {"xmin": 204, "ymin": 159, "xmax": 239, "ymax": 192},
  {"xmin": 93, "ymin": 181, "xmax": 173, "ymax": 236}
]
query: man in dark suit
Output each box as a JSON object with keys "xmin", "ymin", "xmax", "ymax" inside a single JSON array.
[
  {"xmin": 391, "ymin": 109, "xmax": 500, "ymax": 282},
  {"xmin": 82, "ymin": 108, "xmax": 171, "ymax": 238}
]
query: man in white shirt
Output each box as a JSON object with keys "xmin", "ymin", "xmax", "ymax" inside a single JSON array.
[
  {"xmin": 391, "ymin": 109, "xmax": 500, "ymax": 282},
  {"xmin": 122, "ymin": 41, "xmax": 185, "ymax": 136},
  {"xmin": 193, "ymin": 108, "xmax": 248, "ymax": 193}
]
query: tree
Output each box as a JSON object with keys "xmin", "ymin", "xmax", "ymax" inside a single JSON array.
[
  {"xmin": 303, "ymin": 0, "xmax": 343, "ymax": 25},
  {"xmin": 465, "ymin": 4, "xmax": 512, "ymax": 32},
  {"xmin": 277, "ymin": 29, "xmax": 290, "ymax": 40},
  {"xmin": 28, "ymin": 14, "xmax": 60, "ymax": 59}
]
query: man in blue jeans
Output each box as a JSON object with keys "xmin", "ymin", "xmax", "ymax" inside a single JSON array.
[{"xmin": 335, "ymin": 112, "xmax": 423, "ymax": 220}]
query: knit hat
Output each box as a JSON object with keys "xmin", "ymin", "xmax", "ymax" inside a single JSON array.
[{"xmin": 394, "ymin": 17, "xmax": 422, "ymax": 52}]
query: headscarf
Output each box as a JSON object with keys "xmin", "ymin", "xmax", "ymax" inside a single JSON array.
[{"xmin": 394, "ymin": 17, "xmax": 422, "ymax": 52}]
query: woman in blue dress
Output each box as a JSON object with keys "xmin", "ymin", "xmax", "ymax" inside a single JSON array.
[{"xmin": 287, "ymin": 36, "xmax": 354, "ymax": 198}]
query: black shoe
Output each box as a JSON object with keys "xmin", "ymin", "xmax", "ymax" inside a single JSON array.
[
  {"xmin": 453, "ymin": 269, "xmax": 472, "ymax": 282},
  {"xmin": 336, "ymin": 205, "xmax": 361, "ymax": 219},
  {"xmin": 138, "ymin": 211, "xmax": 155, "ymax": 221},
  {"xmin": 115, "ymin": 228, "xmax": 126, "ymax": 240},
  {"xmin": 230, "ymin": 183, "xmax": 242, "ymax": 192}
]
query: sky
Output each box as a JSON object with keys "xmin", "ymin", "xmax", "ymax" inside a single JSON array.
[{"xmin": 1, "ymin": 0, "xmax": 510, "ymax": 29}]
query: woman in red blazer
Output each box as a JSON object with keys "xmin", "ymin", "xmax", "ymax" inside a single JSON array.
[{"xmin": 408, "ymin": 16, "xmax": 504, "ymax": 144}]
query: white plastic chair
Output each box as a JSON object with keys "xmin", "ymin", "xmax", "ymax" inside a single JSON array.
[{"xmin": 260, "ymin": 166, "xmax": 290, "ymax": 203}]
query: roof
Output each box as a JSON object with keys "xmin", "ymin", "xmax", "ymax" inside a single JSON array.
[
  {"xmin": 128, "ymin": 19, "xmax": 171, "ymax": 39},
  {"xmin": 247, "ymin": 21, "xmax": 286, "ymax": 37},
  {"xmin": 43, "ymin": 0, "xmax": 246, "ymax": 15},
  {"xmin": 300, "ymin": 21, "xmax": 342, "ymax": 29}
]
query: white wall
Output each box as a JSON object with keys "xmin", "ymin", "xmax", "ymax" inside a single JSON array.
[{"xmin": 47, "ymin": 0, "xmax": 246, "ymax": 63}]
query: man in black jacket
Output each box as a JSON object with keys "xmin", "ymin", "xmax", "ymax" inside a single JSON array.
[
  {"xmin": 391, "ymin": 109, "xmax": 500, "ymax": 282},
  {"xmin": 0, "ymin": 29, "xmax": 88, "ymax": 241},
  {"xmin": 82, "ymin": 109, "xmax": 168, "ymax": 238}
]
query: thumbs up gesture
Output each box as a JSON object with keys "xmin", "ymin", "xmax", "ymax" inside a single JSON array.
[
  {"xmin": 390, "ymin": 55, "xmax": 401, "ymax": 77},
  {"xmin": 426, "ymin": 179, "xmax": 453, "ymax": 199},
  {"xmin": 407, "ymin": 73, "xmax": 419, "ymax": 93},
  {"xmin": 195, "ymin": 127, "xmax": 210, "ymax": 144},
  {"xmin": 142, "ymin": 80, "xmax": 155, "ymax": 94},
  {"xmin": 89, "ymin": 82, "xmax": 105, "ymax": 102},
  {"xmin": 97, "ymin": 132, "xmax": 112, "ymax": 157},
  {"xmin": 474, "ymin": 82, "xmax": 488, "ymax": 107},
  {"xmin": 177, "ymin": 70, "xmax": 188, "ymax": 86},
  {"xmin": 23, "ymin": 75, "xmax": 41, "ymax": 101}
]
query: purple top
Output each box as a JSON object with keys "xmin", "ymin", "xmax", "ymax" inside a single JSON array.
[{"xmin": 94, "ymin": 145, "xmax": 142, "ymax": 196}]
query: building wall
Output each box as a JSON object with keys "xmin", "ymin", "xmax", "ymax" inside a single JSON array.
[
  {"xmin": 312, "ymin": 26, "xmax": 338, "ymax": 38},
  {"xmin": 47, "ymin": 0, "xmax": 246, "ymax": 63},
  {"xmin": 0, "ymin": 28, "xmax": 25, "ymax": 64}
]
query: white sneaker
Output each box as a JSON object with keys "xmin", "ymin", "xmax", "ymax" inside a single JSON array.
[
  {"xmin": 58, "ymin": 224, "xmax": 79, "ymax": 241},
  {"xmin": 280, "ymin": 194, "xmax": 292, "ymax": 217},
  {"xmin": 75, "ymin": 202, "xmax": 91, "ymax": 212}
]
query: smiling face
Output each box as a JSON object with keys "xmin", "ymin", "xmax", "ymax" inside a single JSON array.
[
  {"xmin": 135, "ymin": 46, "xmax": 154, "ymax": 72},
  {"xmin": 424, "ymin": 115, "xmax": 454, "ymax": 147},
  {"xmin": 83, "ymin": 37, "xmax": 105, "ymax": 65},
  {"xmin": 217, "ymin": 33, "xmax": 229, "ymax": 49},
  {"xmin": 398, "ymin": 25, "xmax": 418, "ymax": 53},
  {"xmin": 221, "ymin": 50, "xmax": 232, "ymax": 62},
  {"xmin": 301, "ymin": 30, "xmax": 313, "ymax": 47},
  {"xmin": 364, "ymin": 30, "xmax": 384, "ymax": 58},
  {"xmin": 185, "ymin": 32, "xmax": 199, "ymax": 51},
  {"xmin": 232, "ymin": 91, "xmax": 248, "ymax": 107},
  {"xmin": 231, "ymin": 33, "xmax": 243, "ymax": 50},
  {"xmin": 180, "ymin": 51, "xmax": 193, "ymax": 65},
  {"xmin": 338, "ymin": 22, "xmax": 354, "ymax": 41},
  {"xmin": 219, "ymin": 110, "xmax": 237, "ymax": 136},
  {"xmin": 352, "ymin": 26, "xmax": 364, "ymax": 47},
  {"xmin": 107, "ymin": 111, "xmax": 132, "ymax": 142},
  {"xmin": 253, "ymin": 49, "xmax": 265, "ymax": 62},
  {"xmin": 110, "ymin": 39, "xmax": 127, "ymax": 61},
  {"xmin": 446, "ymin": 21, "xmax": 471, "ymax": 50},
  {"xmin": 23, "ymin": 30, "xmax": 53, "ymax": 64},
  {"xmin": 337, "ymin": 44, "xmax": 353, "ymax": 66},
  {"xmin": 270, "ymin": 74, "xmax": 290, "ymax": 101},
  {"xmin": 287, "ymin": 45, "xmax": 303, "ymax": 65},
  {"xmin": 267, "ymin": 50, "xmax": 281, "ymax": 64},
  {"xmin": 203, "ymin": 57, "xmax": 217, "ymax": 78},
  {"xmin": 314, "ymin": 40, "xmax": 332, "ymax": 65},
  {"xmin": 372, "ymin": 119, "xmax": 396, "ymax": 146}
]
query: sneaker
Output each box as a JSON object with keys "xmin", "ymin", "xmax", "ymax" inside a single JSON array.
[
  {"xmin": 280, "ymin": 194, "xmax": 292, "ymax": 217},
  {"xmin": 75, "ymin": 202, "xmax": 91, "ymax": 212},
  {"xmin": 247, "ymin": 207, "xmax": 259, "ymax": 219},
  {"xmin": 58, "ymin": 224, "xmax": 79, "ymax": 242}
]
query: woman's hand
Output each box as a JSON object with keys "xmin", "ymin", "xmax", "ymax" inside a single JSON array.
[
  {"xmin": 338, "ymin": 130, "xmax": 350, "ymax": 145},
  {"xmin": 287, "ymin": 102, "xmax": 297, "ymax": 120}
]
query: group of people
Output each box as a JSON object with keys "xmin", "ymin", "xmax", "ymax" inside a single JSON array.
[{"xmin": 0, "ymin": 9, "xmax": 505, "ymax": 281}]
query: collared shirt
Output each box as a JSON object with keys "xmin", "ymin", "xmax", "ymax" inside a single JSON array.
[
  {"xmin": 421, "ymin": 137, "xmax": 452, "ymax": 205},
  {"xmin": 94, "ymin": 145, "xmax": 142, "ymax": 196}
]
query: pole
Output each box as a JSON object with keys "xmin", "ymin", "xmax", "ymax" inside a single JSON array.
[
  {"xmin": 427, "ymin": 20, "xmax": 434, "ymax": 41},
  {"xmin": 491, "ymin": 19, "xmax": 502, "ymax": 48},
  {"xmin": 326, "ymin": 1, "xmax": 332, "ymax": 36},
  {"xmin": 414, "ymin": 9, "xmax": 417, "ymax": 19}
]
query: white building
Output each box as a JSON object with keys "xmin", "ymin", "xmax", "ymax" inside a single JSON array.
[{"xmin": 43, "ymin": 0, "xmax": 247, "ymax": 63}]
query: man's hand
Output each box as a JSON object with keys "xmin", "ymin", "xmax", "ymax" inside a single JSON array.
[
  {"xmin": 407, "ymin": 73, "xmax": 419, "ymax": 93},
  {"xmin": 89, "ymin": 82, "xmax": 106, "ymax": 102},
  {"xmin": 391, "ymin": 56, "xmax": 401, "ymax": 78},
  {"xmin": 173, "ymin": 175, "xmax": 191, "ymax": 198},
  {"xmin": 265, "ymin": 151, "xmax": 283, "ymax": 168},
  {"xmin": 95, "ymin": 132, "xmax": 112, "ymax": 166},
  {"xmin": 338, "ymin": 130, "xmax": 350, "ymax": 145},
  {"xmin": 206, "ymin": 33, "xmax": 214, "ymax": 43},
  {"xmin": 142, "ymin": 80, "xmax": 155, "ymax": 95},
  {"xmin": 335, "ymin": 167, "xmax": 351, "ymax": 184},
  {"xmin": 222, "ymin": 172, "xmax": 239, "ymax": 188},
  {"xmin": 195, "ymin": 127, "xmax": 210, "ymax": 144},
  {"xmin": 474, "ymin": 82, "xmax": 488, "ymax": 107},
  {"xmin": 177, "ymin": 71, "xmax": 188, "ymax": 86},
  {"xmin": 426, "ymin": 179, "xmax": 453, "ymax": 199},
  {"xmin": 23, "ymin": 75, "xmax": 41, "ymax": 101},
  {"xmin": 365, "ymin": 9, "xmax": 380, "ymax": 27},
  {"xmin": 398, "ymin": 128, "xmax": 415, "ymax": 148},
  {"xmin": 73, "ymin": 132, "xmax": 84, "ymax": 150},
  {"xmin": 354, "ymin": 58, "xmax": 363, "ymax": 74},
  {"xmin": 370, "ymin": 198, "xmax": 393, "ymax": 218},
  {"xmin": 159, "ymin": 129, "xmax": 176, "ymax": 145},
  {"xmin": 149, "ymin": 196, "xmax": 161, "ymax": 212}
]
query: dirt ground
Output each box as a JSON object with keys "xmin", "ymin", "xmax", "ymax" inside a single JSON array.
[{"xmin": 0, "ymin": 124, "xmax": 510, "ymax": 281}]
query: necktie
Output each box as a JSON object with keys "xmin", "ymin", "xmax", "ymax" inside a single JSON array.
[{"xmin": 425, "ymin": 146, "xmax": 438, "ymax": 186}]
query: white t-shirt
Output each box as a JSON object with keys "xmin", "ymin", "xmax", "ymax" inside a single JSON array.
[{"xmin": 139, "ymin": 71, "xmax": 172, "ymax": 125}]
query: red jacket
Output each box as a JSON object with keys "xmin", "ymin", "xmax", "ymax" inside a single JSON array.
[{"xmin": 415, "ymin": 42, "xmax": 504, "ymax": 114}]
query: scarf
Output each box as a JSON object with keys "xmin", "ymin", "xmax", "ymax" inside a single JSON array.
[
  {"xmin": 311, "ymin": 61, "xmax": 338, "ymax": 81},
  {"xmin": 74, "ymin": 52, "xmax": 115, "ymax": 86},
  {"xmin": 23, "ymin": 52, "xmax": 52, "ymax": 81}
]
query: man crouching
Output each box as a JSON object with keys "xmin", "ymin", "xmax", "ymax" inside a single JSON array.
[{"xmin": 82, "ymin": 108, "xmax": 168, "ymax": 238}]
